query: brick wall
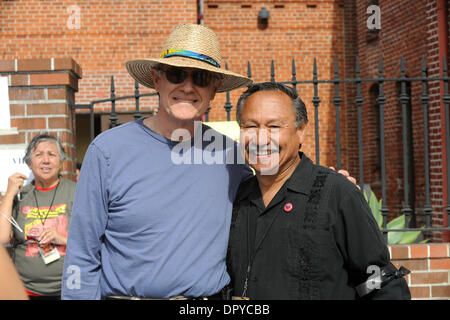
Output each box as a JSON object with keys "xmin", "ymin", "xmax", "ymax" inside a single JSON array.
[
  {"xmin": 355, "ymin": 0, "xmax": 449, "ymax": 240},
  {"xmin": 204, "ymin": 0, "xmax": 350, "ymax": 166},
  {"xmin": 0, "ymin": 0, "xmax": 197, "ymax": 115},
  {"xmin": 0, "ymin": 57, "xmax": 81, "ymax": 180},
  {"xmin": 355, "ymin": 0, "xmax": 429, "ymax": 213},
  {"xmin": 0, "ymin": 0, "xmax": 350, "ymax": 167},
  {"xmin": 390, "ymin": 244, "xmax": 450, "ymax": 299}
]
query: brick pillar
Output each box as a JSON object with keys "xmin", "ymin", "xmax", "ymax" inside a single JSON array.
[
  {"xmin": 390, "ymin": 244, "xmax": 450, "ymax": 299},
  {"xmin": 0, "ymin": 57, "xmax": 82, "ymax": 181}
]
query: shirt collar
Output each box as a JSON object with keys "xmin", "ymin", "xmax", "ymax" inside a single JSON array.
[{"xmin": 285, "ymin": 152, "xmax": 314, "ymax": 195}]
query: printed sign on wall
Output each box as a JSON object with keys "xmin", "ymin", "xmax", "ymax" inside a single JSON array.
[
  {"xmin": 0, "ymin": 76, "xmax": 11, "ymax": 130},
  {"xmin": 0, "ymin": 146, "xmax": 32, "ymax": 195}
]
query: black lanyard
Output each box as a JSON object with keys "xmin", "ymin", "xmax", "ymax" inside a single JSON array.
[
  {"xmin": 241, "ymin": 187, "xmax": 291, "ymax": 297},
  {"xmin": 33, "ymin": 182, "xmax": 59, "ymax": 226},
  {"xmin": 242, "ymin": 204, "xmax": 277, "ymax": 297},
  {"xmin": 242, "ymin": 212, "xmax": 254, "ymax": 297}
]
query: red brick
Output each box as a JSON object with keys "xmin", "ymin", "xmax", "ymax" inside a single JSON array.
[
  {"xmin": 59, "ymin": 131, "xmax": 76, "ymax": 146},
  {"xmin": 9, "ymin": 88, "xmax": 45, "ymax": 101},
  {"xmin": 27, "ymin": 132, "xmax": 44, "ymax": 143},
  {"xmin": 410, "ymin": 271, "xmax": 449, "ymax": 285},
  {"xmin": 29, "ymin": 73, "xmax": 73, "ymax": 87},
  {"xmin": 10, "ymin": 117, "xmax": 46, "ymax": 130},
  {"xmin": 53, "ymin": 58, "xmax": 82, "ymax": 78},
  {"xmin": 63, "ymin": 144, "xmax": 76, "ymax": 160},
  {"xmin": 47, "ymin": 117, "xmax": 71, "ymax": 130},
  {"xmin": 17, "ymin": 59, "xmax": 51, "ymax": 72},
  {"xmin": 392, "ymin": 259, "xmax": 428, "ymax": 272},
  {"xmin": 27, "ymin": 103, "xmax": 69, "ymax": 116},
  {"xmin": 0, "ymin": 132, "xmax": 25, "ymax": 145},
  {"xmin": 61, "ymin": 160, "xmax": 76, "ymax": 173},
  {"xmin": 411, "ymin": 245, "xmax": 429, "ymax": 259},
  {"xmin": 390, "ymin": 245, "xmax": 409, "ymax": 259},
  {"xmin": 409, "ymin": 286, "xmax": 431, "ymax": 299},
  {"xmin": 10, "ymin": 74, "xmax": 29, "ymax": 86},
  {"xmin": 431, "ymin": 285, "xmax": 450, "ymax": 298},
  {"xmin": 430, "ymin": 258, "xmax": 450, "ymax": 270},
  {"xmin": 47, "ymin": 88, "xmax": 68, "ymax": 100},
  {"xmin": 0, "ymin": 60, "xmax": 15, "ymax": 72},
  {"xmin": 429, "ymin": 244, "xmax": 449, "ymax": 258},
  {"xmin": 9, "ymin": 104, "xmax": 25, "ymax": 117}
]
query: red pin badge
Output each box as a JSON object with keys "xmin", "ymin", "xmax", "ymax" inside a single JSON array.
[{"xmin": 283, "ymin": 202, "xmax": 293, "ymax": 212}]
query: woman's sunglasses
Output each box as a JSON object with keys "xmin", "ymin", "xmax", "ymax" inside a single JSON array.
[{"xmin": 160, "ymin": 67, "xmax": 220, "ymax": 88}]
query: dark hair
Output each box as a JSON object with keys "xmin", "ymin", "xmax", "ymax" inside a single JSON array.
[
  {"xmin": 236, "ymin": 82, "xmax": 308, "ymax": 127},
  {"xmin": 23, "ymin": 133, "xmax": 67, "ymax": 166}
]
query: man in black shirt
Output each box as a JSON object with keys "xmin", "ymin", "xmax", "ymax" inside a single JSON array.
[{"xmin": 227, "ymin": 82, "xmax": 411, "ymax": 300}]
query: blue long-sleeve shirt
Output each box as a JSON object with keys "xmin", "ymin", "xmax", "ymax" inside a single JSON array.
[{"xmin": 61, "ymin": 119, "xmax": 252, "ymax": 299}]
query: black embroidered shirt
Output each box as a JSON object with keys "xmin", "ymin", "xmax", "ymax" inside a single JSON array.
[{"xmin": 227, "ymin": 153, "xmax": 410, "ymax": 300}]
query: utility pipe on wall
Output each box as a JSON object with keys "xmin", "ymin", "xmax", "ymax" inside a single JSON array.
[{"xmin": 437, "ymin": 0, "xmax": 449, "ymax": 241}]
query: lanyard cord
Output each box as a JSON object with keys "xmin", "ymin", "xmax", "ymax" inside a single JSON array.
[
  {"xmin": 242, "ymin": 211, "xmax": 255, "ymax": 298},
  {"xmin": 242, "ymin": 214, "xmax": 250, "ymax": 297},
  {"xmin": 33, "ymin": 181, "xmax": 59, "ymax": 226},
  {"xmin": 242, "ymin": 195, "xmax": 287, "ymax": 297}
]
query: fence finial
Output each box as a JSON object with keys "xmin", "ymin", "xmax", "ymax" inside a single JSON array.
[
  {"xmin": 291, "ymin": 59, "xmax": 297, "ymax": 92},
  {"xmin": 134, "ymin": 81, "xmax": 141, "ymax": 120},
  {"xmin": 224, "ymin": 63, "xmax": 232, "ymax": 121},
  {"xmin": 334, "ymin": 56, "xmax": 339, "ymax": 78},
  {"xmin": 270, "ymin": 60, "xmax": 275, "ymax": 82},
  {"xmin": 109, "ymin": 75, "xmax": 118, "ymax": 127}
]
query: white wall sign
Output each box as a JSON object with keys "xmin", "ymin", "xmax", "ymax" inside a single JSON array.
[
  {"xmin": 0, "ymin": 77, "xmax": 11, "ymax": 130},
  {"xmin": 0, "ymin": 145, "xmax": 32, "ymax": 195}
]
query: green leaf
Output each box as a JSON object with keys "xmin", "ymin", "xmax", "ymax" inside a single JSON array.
[
  {"xmin": 375, "ymin": 199, "xmax": 383, "ymax": 229},
  {"xmin": 397, "ymin": 230, "xmax": 421, "ymax": 244},
  {"xmin": 363, "ymin": 186, "xmax": 383, "ymax": 229},
  {"xmin": 363, "ymin": 186, "xmax": 427, "ymax": 244},
  {"xmin": 399, "ymin": 225, "xmax": 426, "ymax": 244},
  {"xmin": 387, "ymin": 214, "xmax": 405, "ymax": 229},
  {"xmin": 387, "ymin": 215, "xmax": 406, "ymax": 244}
]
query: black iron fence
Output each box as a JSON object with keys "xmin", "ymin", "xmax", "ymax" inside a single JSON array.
[{"xmin": 73, "ymin": 56, "xmax": 450, "ymax": 243}]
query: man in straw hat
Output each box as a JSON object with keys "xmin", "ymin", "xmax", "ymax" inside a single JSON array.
[{"xmin": 61, "ymin": 23, "xmax": 254, "ymax": 300}]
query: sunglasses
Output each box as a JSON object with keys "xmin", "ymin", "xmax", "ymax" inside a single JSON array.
[{"xmin": 160, "ymin": 67, "xmax": 220, "ymax": 87}]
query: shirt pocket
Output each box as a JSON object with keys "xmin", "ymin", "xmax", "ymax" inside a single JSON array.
[{"xmin": 286, "ymin": 227, "xmax": 333, "ymax": 284}]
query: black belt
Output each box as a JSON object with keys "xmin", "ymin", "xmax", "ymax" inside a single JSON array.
[{"xmin": 103, "ymin": 289, "xmax": 225, "ymax": 301}]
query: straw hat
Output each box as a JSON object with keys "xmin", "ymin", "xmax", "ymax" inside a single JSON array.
[{"xmin": 126, "ymin": 23, "xmax": 252, "ymax": 93}]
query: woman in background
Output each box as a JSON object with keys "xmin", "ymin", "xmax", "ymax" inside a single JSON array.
[{"xmin": 0, "ymin": 133, "xmax": 76, "ymax": 299}]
